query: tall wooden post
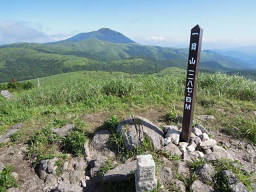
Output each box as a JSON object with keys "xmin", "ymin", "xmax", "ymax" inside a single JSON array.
[{"xmin": 180, "ymin": 25, "xmax": 203, "ymax": 142}]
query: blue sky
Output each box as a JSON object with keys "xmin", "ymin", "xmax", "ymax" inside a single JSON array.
[{"xmin": 0, "ymin": 0, "xmax": 256, "ymax": 49}]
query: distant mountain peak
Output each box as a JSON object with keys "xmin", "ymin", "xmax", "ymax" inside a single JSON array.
[{"xmin": 52, "ymin": 28, "xmax": 135, "ymax": 44}]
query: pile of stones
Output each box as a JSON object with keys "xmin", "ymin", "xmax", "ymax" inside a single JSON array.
[{"xmin": 163, "ymin": 124, "xmax": 233, "ymax": 162}]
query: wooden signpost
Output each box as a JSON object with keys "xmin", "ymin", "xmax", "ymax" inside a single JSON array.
[{"xmin": 180, "ymin": 25, "xmax": 203, "ymax": 142}]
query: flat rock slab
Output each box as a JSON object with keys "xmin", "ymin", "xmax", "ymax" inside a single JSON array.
[
  {"xmin": 117, "ymin": 116, "xmax": 164, "ymax": 151},
  {"xmin": 103, "ymin": 161, "xmax": 136, "ymax": 182},
  {"xmin": 53, "ymin": 124, "xmax": 75, "ymax": 137}
]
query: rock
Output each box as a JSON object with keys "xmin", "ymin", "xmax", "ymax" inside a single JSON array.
[
  {"xmin": 103, "ymin": 161, "xmax": 136, "ymax": 182},
  {"xmin": 176, "ymin": 161, "xmax": 190, "ymax": 178},
  {"xmin": 198, "ymin": 115, "xmax": 215, "ymax": 121},
  {"xmin": 200, "ymin": 139, "xmax": 217, "ymax": 150},
  {"xmin": 90, "ymin": 129, "xmax": 110, "ymax": 150},
  {"xmin": 201, "ymin": 133, "xmax": 210, "ymax": 141},
  {"xmin": 193, "ymin": 127, "xmax": 202, "ymax": 136},
  {"xmin": 205, "ymin": 150, "xmax": 233, "ymax": 161},
  {"xmin": 45, "ymin": 174, "xmax": 57, "ymax": 186},
  {"xmin": 221, "ymin": 170, "xmax": 249, "ymax": 192},
  {"xmin": 69, "ymin": 170, "xmax": 84, "ymax": 184},
  {"xmin": 191, "ymin": 136, "xmax": 201, "ymax": 146},
  {"xmin": 54, "ymin": 183, "xmax": 83, "ymax": 192},
  {"xmin": 0, "ymin": 124, "xmax": 22, "ymax": 143},
  {"xmin": 164, "ymin": 125, "xmax": 181, "ymax": 145},
  {"xmin": 117, "ymin": 116, "xmax": 164, "ymax": 151},
  {"xmin": 195, "ymin": 124, "xmax": 209, "ymax": 135},
  {"xmin": 191, "ymin": 180, "xmax": 214, "ymax": 192},
  {"xmin": 83, "ymin": 140, "xmax": 91, "ymax": 162},
  {"xmin": 7, "ymin": 188, "xmax": 20, "ymax": 192},
  {"xmin": 0, "ymin": 162, "xmax": 4, "ymax": 174},
  {"xmin": 161, "ymin": 143, "xmax": 182, "ymax": 156},
  {"xmin": 187, "ymin": 142, "xmax": 197, "ymax": 152},
  {"xmin": 62, "ymin": 162, "xmax": 69, "ymax": 171},
  {"xmin": 53, "ymin": 124, "xmax": 75, "ymax": 137},
  {"xmin": 203, "ymin": 148, "xmax": 212, "ymax": 154},
  {"xmin": 179, "ymin": 142, "xmax": 188, "ymax": 153},
  {"xmin": 196, "ymin": 164, "xmax": 216, "ymax": 183},
  {"xmin": 158, "ymin": 166, "xmax": 173, "ymax": 185},
  {"xmin": 73, "ymin": 158, "xmax": 86, "ymax": 171},
  {"xmin": 253, "ymin": 111, "xmax": 256, "ymax": 116},
  {"xmin": 47, "ymin": 158, "xmax": 58, "ymax": 174},
  {"xmin": 11, "ymin": 172, "xmax": 19, "ymax": 180},
  {"xmin": 89, "ymin": 155, "xmax": 107, "ymax": 178},
  {"xmin": 1, "ymin": 90, "xmax": 13, "ymax": 99},
  {"xmin": 189, "ymin": 151, "xmax": 204, "ymax": 161},
  {"xmin": 135, "ymin": 154, "xmax": 157, "ymax": 192},
  {"xmin": 172, "ymin": 179, "xmax": 186, "ymax": 192},
  {"xmin": 80, "ymin": 179, "xmax": 86, "ymax": 188},
  {"xmin": 37, "ymin": 158, "xmax": 58, "ymax": 179}
]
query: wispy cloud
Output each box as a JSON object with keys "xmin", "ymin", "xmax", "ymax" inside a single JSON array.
[{"xmin": 0, "ymin": 20, "xmax": 71, "ymax": 45}]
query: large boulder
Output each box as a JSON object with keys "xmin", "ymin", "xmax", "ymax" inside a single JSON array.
[
  {"xmin": 117, "ymin": 116, "xmax": 164, "ymax": 151},
  {"xmin": 161, "ymin": 143, "xmax": 182, "ymax": 157}
]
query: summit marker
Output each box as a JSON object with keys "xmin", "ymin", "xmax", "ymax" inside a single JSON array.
[{"xmin": 180, "ymin": 25, "xmax": 203, "ymax": 142}]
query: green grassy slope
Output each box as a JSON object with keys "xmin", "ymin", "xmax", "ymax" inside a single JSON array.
[
  {"xmin": 0, "ymin": 69, "xmax": 255, "ymax": 145},
  {"xmin": 0, "ymin": 38, "xmax": 246, "ymax": 82}
]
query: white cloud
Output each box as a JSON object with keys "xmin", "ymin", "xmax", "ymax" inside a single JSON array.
[
  {"xmin": 148, "ymin": 36, "xmax": 166, "ymax": 41},
  {"xmin": 0, "ymin": 20, "xmax": 70, "ymax": 45}
]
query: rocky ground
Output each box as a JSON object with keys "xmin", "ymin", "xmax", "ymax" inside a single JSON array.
[{"xmin": 0, "ymin": 113, "xmax": 255, "ymax": 192}]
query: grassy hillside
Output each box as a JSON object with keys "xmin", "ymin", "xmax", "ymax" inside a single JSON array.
[
  {"xmin": 1, "ymin": 69, "xmax": 255, "ymax": 146},
  {"xmin": 0, "ymin": 36, "xmax": 247, "ymax": 83}
]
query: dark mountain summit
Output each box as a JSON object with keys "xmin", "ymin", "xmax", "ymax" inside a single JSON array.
[{"xmin": 52, "ymin": 28, "xmax": 135, "ymax": 44}]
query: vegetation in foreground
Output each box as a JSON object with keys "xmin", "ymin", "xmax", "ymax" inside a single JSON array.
[{"xmin": 0, "ymin": 68, "xmax": 255, "ymax": 145}]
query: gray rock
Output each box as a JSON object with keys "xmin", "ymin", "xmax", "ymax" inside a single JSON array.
[
  {"xmin": 198, "ymin": 115, "xmax": 215, "ymax": 121},
  {"xmin": 205, "ymin": 150, "xmax": 233, "ymax": 161},
  {"xmin": 193, "ymin": 127, "xmax": 202, "ymax": 136},
  {"xmin": 164, "ymin": 125, "xmax": 181, "ymax": 145},
  {"xmin": 176, "ymin": 161, "xmax": 190, "ymax": 178},
  {"xmin": 158, "ymin": 166, "xmax": 173, "ymax": 185},
  {"xmin": 103, "ymin": 161, "xmax": 136, "ymax": 182},
  {"xmin": 195, "ymin": 124, "xmax": 209, "ymax": 135},
  {"xmin": 161, "ymin": 143, "xmax": 182, "ymax": 156},
  {"xmin": 0, "ymin": 162, "xmax": 4, "ymax": 174},
  {"xmin": 54, "ymin": 183, "xmax": 83, "ymax": 192},
  {"xmin": 172, "ymin": 179, "xmax": 186, "ymax": 192},
  {"xmin": 53, "ymin": 124, "xmax": 75, "ymax": 137},
  {"xmin": 200, "ymin": 139, "xmax": 217, "ymax": 150},
  {"xmin": 89, "ymin": 155, "xmax": 107, "ymax": 177},
  {"xmin": 201, "ymin": 133, "xmax": 210, "ymax": 141},
  {"xmin": 203, "ymin": 148, "xmax": 212, "ymax": 154},
  {"xmin": 221, "ymin": 170, "xmax": 249, "ymax": 192},
  {"xmin": 191, "ymin": 136, "xmax": 202, "ymax": 146},
  {"xmin": 187, "ymin": 142, "xmax": 197, "ymax": 152},
  {"xmin": 69, "ymin": 170, "xmax": 84, "ymax": 184},
  {"xmin": 179, "ymin": 142, "xmax": 188, "ymax": 153},
  {"xmin": 47, "ymin": 158, "xmax": 58, "ymax": 174},
  {"xmin": 0, "ymin": 123, "xmax": 22, "ymax": 143},
  {"xmin": 45, "ymin": 174, "xmax": 57, "ymax": 186},
  {"xmin": 191, "ymin": 180, "xmax": 214, "ymax": 192},
  {"xmin": 1, "ymin": 90, "xmax": 13, "ymax": 99},
  {"xmin": 91, "ymin": 129, "xmax": 110, "ymax": 150},
  {"xmin": 117, "ymin": 116, "xmax": 164, "ymax": 151},
  {"xmin": 37, "ymin": 158, "xmax": 58, "ymax": 179},
  {"xmin": 196, "ymin": 164, "xmax": 216, "ymax": 183}
]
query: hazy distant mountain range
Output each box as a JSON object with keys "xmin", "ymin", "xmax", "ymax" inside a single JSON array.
[{"xmin": 0, "ymin": 28, "xmax": 255, "ymax": 82}]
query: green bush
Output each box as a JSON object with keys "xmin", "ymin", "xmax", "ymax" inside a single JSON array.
[
  {"xmin": 61, "ymin": 130, "xmax": 86, "ymax": 156},
  {"xmin": 22, "ymin": 81, "xmax": 34, "ymax": 90},
  {"xmin": 102, "ymin": 116, "xmax": 120, "ymax": 132},
  {"xmin": 102, "ymin": 80, "xmax": 134, "ymax": 97},
  {"xmin": 164, "ymin": 109, "xmax": 182, "ymax": 124},
  {"xmin": 0, "ymin": 166, "xmax": 17, "ymax": 192}
]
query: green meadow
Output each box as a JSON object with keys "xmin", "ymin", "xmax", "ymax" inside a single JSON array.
[{"xmin": 1, "ymin": 67, "xmax": 255, "ymax": 145}]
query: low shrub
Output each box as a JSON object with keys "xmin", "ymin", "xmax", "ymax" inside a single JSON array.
[
  {"xmin": 102, "ymin": 80, "xmax": 134, "ymax": 97},
  {"xmin": 61, "ymin": 130, "xmax": 86, "ymax": 156},
  {"xmin": 0, "ymin": 166, "xmax": 17, "ymax": 192}
]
